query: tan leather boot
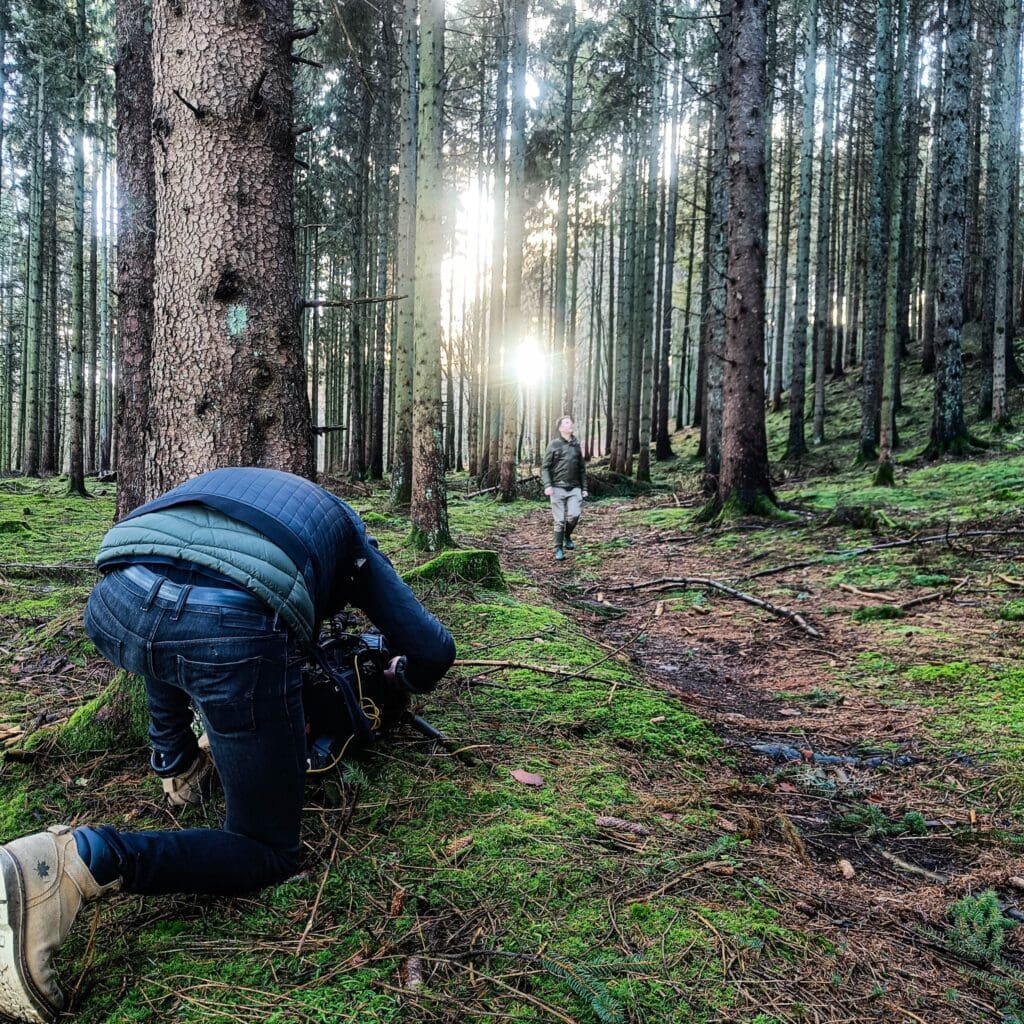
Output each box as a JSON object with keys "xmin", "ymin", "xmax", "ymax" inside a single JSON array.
[
  {"xmin": 0, "ymin": 825, "xmax": 121, "ymax": 1022},
  {"xmin": 161, "ymin": 732, "xmax": 215, "ymax": 808}
]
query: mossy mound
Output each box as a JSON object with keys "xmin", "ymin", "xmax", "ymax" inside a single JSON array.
[
  {"xmin": 48, "ymin": 671, "xmax": 150, "ymax": 754},
  {"xmin": 402, "ymin": 548, "xmax": 506, "ymax": 591},
  {"xmin": 361, "ymin": 511, "xmax": 399, "ymax": 528},
  {"xmin": 999, "ymin": 600, "xmax": 1024, "ymax": 621}
]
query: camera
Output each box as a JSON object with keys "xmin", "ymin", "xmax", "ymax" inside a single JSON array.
[{"xmin": 302, "ymin": 628, "xmax": 411, "ymax": 771}]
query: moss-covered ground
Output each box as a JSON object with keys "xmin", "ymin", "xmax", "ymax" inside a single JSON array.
[
  {"xmin": 0, "ymin": 477, "xmax": 798, "ymax": 1024},
  {"xmin": 4, "ymin": 343, "xmax": 1024, "ymax": 1022}
]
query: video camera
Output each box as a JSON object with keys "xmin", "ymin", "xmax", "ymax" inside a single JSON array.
[
  {"xmin": 303, "ymin": 627, "xmax": 399, "ymax": 771},
  {"xmin": 302, "ymin": 621, "xmax": 449, "ymax": 771}
]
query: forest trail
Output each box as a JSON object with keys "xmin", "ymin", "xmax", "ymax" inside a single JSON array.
[{"xmin": 499, "ymin": 495, "xmax": 1024, "ymax": 1022}]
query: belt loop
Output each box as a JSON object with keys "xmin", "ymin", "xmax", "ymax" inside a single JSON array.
[
  {"xmin": 142, "ymin": 575, "xmax": 164, "ymax": 612},
  {"xmin": 171, "ymin": 584, "xmax": 192, "ymax": 621}
]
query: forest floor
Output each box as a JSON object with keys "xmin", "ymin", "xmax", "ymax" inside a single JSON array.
[
  {"xmin": 498, "ymin": 454, "xmax": 1024, "ymax": 1024},
  {"xmin": 2, "ymin": 363, "xmax": 1024, "ymax": 1023}
]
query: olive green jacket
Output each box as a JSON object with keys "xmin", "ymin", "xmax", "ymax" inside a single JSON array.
[{"xmin": 541, "ymin": 435, "xmax": 586, "ymax": 490}]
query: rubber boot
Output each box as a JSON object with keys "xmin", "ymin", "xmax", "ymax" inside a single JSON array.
[
  {"xmin": 564, "ymin": 517, "xmax": 579, "ymax": 551},
  {"xmin": 554, "ymin": 526, "xmax": 565, "ymax": 561},
  {"xmin": 0, "ymin": 825, "xmax": 121, "ymax": 1022}
]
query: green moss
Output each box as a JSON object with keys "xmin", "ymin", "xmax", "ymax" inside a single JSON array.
[
  {"xmin": 402, "ymin": 548, "xmax": 506, "ymax": 591},
  {"xmin": 53, "ymin": 671, "xmax": 150, "ymax": 753},
  {"xmin": 911, "ymin": 573, "xmax": 951, "ymax": 587},
  {"xmin": 360, "ymin": 511, "xmax": 399, "ymax": 528},
  {"xmin": 852, "ymin": 603, "xmax": 905, "ymax": 622},
  {"xmin": 998, "ymin": 600, "xmax": 1024, "ymax": 621}
]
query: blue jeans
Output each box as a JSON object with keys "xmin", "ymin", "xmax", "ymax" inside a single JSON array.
[{"xmin": 81, "ymin": 567, "xmax": 306, "ymax": 895}]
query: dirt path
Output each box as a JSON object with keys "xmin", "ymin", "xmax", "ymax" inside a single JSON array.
[{"xmin": 501, "ymin": 498, "xmax": 1024, "ymax": 1023}]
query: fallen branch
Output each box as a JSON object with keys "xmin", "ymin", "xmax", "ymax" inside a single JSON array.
[
  {"xmin": 876, "ymin": 847, "xmax": 948, "ymax": 885},
  {"xmin": 588, "ymin": 577, "xmax": 821, "ymax": 638},
  {"xmin": 461, "ymin": 475, "xmax": 540, "ymax": 498},
  {"xmin": 898, "ymin": 579, "xmax": 969, "ymax": 612},
  {"xmin": 838, "ymin": 582, "xmax": 896, "ymax": 602}
]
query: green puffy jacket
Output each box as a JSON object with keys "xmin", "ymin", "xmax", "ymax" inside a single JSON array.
[{"xmin": 541, "ymin": 435, "xmax": 586, "ymax": 490}]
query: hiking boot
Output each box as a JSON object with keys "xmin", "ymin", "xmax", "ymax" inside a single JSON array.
[
  {"xmin": 555, "ymin": 547, "xmax": 565, "ymax": 561},
  {"xmin": 563, "ymin": 538, "xmax": 575, "ymax": 551},
  {"xmin": 162, "ymin": 733, "xmax": 215, "ymax": 808},
  {"xmin": 0, "ymin": 825, "xmax": 121, "ymax": 1022}
]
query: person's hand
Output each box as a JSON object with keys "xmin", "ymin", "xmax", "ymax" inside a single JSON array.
[
  {"xmin": 582, "ymin": 490, "xmax": 588, "ymax": 499},
  {"xmin": 383, "ymin": 655, "xmax": 404, "ymax": 687},
  {"xmin": 544, "ymin": 486, "xmax": 553, "ymax": 497}
]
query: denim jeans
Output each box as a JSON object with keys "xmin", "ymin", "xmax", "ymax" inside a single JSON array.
[{"xmin": 81, "ymin": 567, "xmax": 306, "ymax": 896}]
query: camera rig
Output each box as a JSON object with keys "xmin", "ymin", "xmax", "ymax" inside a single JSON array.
[{"xmin": 302, "ymin": 618, "xmax": 449, "ymax": 772}]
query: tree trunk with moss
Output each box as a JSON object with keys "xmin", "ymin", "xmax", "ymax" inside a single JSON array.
[
  {"xmin": 784, "ymin": 0, "xmax": 816, "ymax": 461},
  {"xmin": 52, "ymin": 671, "xmax": 149, "ymax": 755}
]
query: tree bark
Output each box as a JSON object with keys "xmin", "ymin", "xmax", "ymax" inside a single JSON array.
[
  {"xmin": 114, "ymin": 0, "xmax": 156, "ymax": 515},
  {"xmin": 410, "ymin": 0, "xmax": 452, "ymax": 548},
  {"xmin": 784, "ymin": 0, "xmax": 816, "ymax": 461},
  {"xmin": 147, "ymin": 0, "xmax": 313, "ymax": 495},
  {"xmin": 926, "ymin": 0, "xmax": 972, "ymax": 456},
  {"xmin": 716, "ymin": 0, "xmax": 773, "ymax": 514}
]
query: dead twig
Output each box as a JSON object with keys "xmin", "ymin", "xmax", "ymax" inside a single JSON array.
[{"xmin": 876, "ymin": 847, "xmax": 949, "ymax": 885}]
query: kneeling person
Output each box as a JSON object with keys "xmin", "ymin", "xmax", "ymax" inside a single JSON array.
[{"xmin": 0, "ymin": 466, "xmax": 455, "ymax": 1023}]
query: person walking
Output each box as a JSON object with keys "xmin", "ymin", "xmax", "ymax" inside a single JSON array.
[
  {"xmin": 0, "ymin": 466, "xmax": 455, "ymax": 1024},
  {"xmin": 541, "ymin": 416, "xmax": 588, "ymax": 561}
]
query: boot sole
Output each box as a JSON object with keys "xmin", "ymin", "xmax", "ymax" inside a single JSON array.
[{"xmin": 0, "ymin": 848, "xmax": 53, "ymax": 1023}]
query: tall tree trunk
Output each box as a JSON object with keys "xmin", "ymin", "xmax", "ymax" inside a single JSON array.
[
  {"xmin": 991, "ymin": 0, "xmax": 1018, "ymax": 428},
  {"xmin": 147, "ymin": 0, "xmax": 313, "ymax": 492},
  {"xmin": 784, "ymin": 0, "xmax": 816, "ymax": 460},
  {"xmin": 770, "ymin": 52, "xmax": 796, "ymax": 413},
  {"xmin": 68, "ymin": 0, "xmax": 89, "ymax": 497},
  {"xmin": 636, "ymin": 0, "xmax": 661, "ymax": 483},
  {"xmin": 23, "ymin": 72, "xmax": 45, "ymax": 478},
  {"xmin": 115, "ymin": 0, "xmax": 156, "ymax": 515},
  {"xmin": 716, "ymin": 0, "xmax": 773, "ymax": 514},
  {"xmin": 656, "ymin": 66, "xmax": 680, "ymax": 459},
  {"xmin": 921, "ymin": 17, "xmax": 943, "ymax": 374},
  {"xmin": 392, "ymin": 0, "xmax": 417, "ymax": 503},
  {"xmin": 554, "ymin": 4, "xmax": 577, "ymax": 416},
  {"xmin": 41, "ymin": 131, "xmax": 58, "ymax": 476},
  {"xmin": 876, "ymin": 0, "xmax": 908, "ymax": 485},
  {"xmin": 483, "ymin": 13, "xmax": 508, "ymax": 487},
  {"xmin": 410, "ymin": 0, "xmax": 451, "ymax": 547},
  {"xmin": 812, "ymin": 21, "xmax": 835, "ymax": 445},
  {"xmin": 926, "ymin": 0, "xmax": 972, "ymax": 456},
  {"xmin": 702, "ymin": 0, "xmax": 730, "ymax": 492},
  {"xmin": 860, "ymin": 0, "xmax": 893, "ymax": 461},
  {"xmin": 499, "ymin": 0, "xmax": 528, "ymax": 500}
]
